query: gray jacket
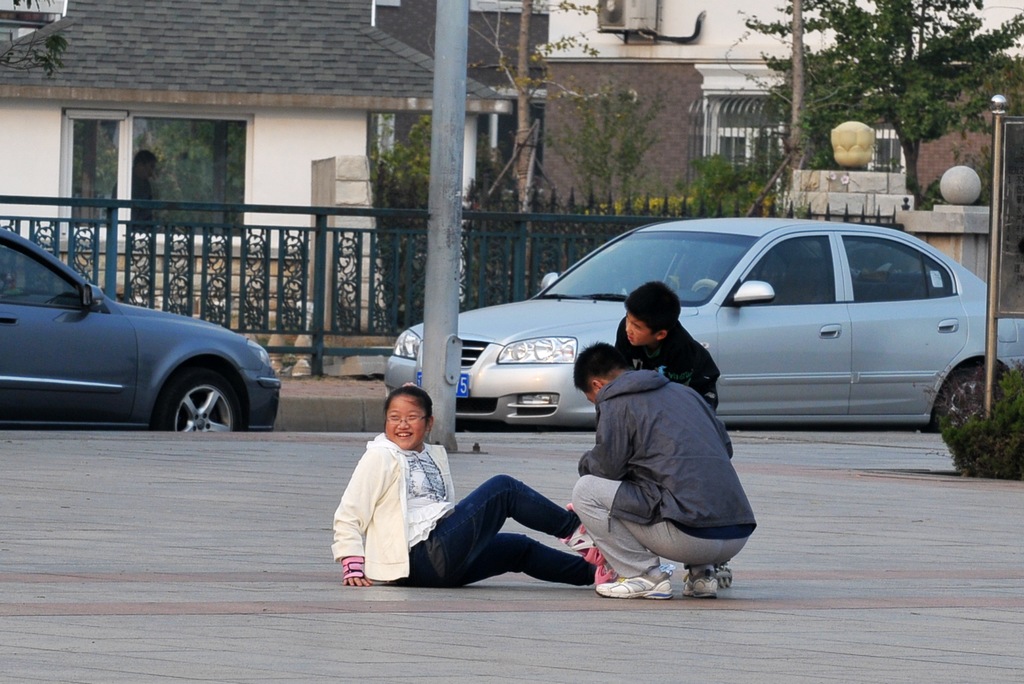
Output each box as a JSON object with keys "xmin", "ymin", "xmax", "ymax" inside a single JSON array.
[{"xmin": 578, "ymin": 370, "xmax": 756, "ymax": 531}]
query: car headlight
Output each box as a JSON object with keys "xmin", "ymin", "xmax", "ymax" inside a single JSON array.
[
  {"xmin": 393, "ymin": 329, "xmax": 422, "ymax": 359},
  {"xmin": 247, "ymin": 338, "xmax": 271, "ymax": 367},
  {"xmin": 498, "ymin": 337, "xmax": 577, "ymax": 364}
]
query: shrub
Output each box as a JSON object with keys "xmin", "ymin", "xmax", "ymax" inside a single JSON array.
[
  {"xmin": 685, "ymin": 155, "xmax": 770, "ymax": 214},
  {"xmin": 941, "ymin": 368, "xmax": 1024, "ymax": 480}
]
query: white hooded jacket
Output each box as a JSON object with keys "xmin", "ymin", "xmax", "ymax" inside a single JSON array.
[{"xmin": 331, "ymin": 434, "xmax": 454, "ymax": 581}]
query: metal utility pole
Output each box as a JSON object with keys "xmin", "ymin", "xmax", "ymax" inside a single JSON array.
[{"xmin": 422, "ymin": 0, "xmax": 470, "ymax": 451}]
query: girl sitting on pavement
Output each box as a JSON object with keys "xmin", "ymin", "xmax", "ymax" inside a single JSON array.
[{"xmin": 331, "ymin": 385, "xmax": 610, "ymax": 588}]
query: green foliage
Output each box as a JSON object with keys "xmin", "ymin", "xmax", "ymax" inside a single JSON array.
[
  {"xmin": 686, "ymin": 156, "xmax": 770, "ymax": 212},
  {"xmin": 746, "ymin": 1, "xmax": 1024, "ymax": 193},
  {"xmin": 546, "ymin": 85, "xmax": 665, "ymax": 200},
  {"xmin": 982, "ymin": 56, "xmax": 1024, "ymax": 117},
  {"xmin": 133, "ymin": 118, "xmax": 246, "ymax": 223},
  {"xmin": 1, "ymin": 1, "xmax": 67, "ymax": 75},
  {"xmin": 537, "ymin": 2, "xmax": 600, "ymax": 61},
  {"xmin": 469, "ymin": 138, "xmax": 518, "ymax": 209},
  {"xmin": 941, "ymin": 369, "xmax": 1024, "ymax": 480},
  {"xmin": 371, "ymin": 115, "xmax": 432, "ymax": 209},
  {"xmin": 954, "ymin": 56, "xmax": 1024, "ymax": 205},
  {"xmin": 71, "ymin": 120, "xmax": 119, "ymax": 200},
  {"xmin": 917, "ymin": 178, "xmax": 944, "ymax": 211}
]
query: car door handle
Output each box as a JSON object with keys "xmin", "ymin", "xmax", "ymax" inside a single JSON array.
[
  {"xmin": 820, "ymin": 324, "xmax": 842, "ymax": 339},
  {"xmin": 938, "ymin": 318, "xmax": 959, "ymax": 333},
  {"xmin": 0, "ymin": 315, "xmax": 17, "ymax": 325}
]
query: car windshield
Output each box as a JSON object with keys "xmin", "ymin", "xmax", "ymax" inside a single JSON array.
[{"xmin": 541, "ymin": 230, "xmax": 756, "ymax": 306}]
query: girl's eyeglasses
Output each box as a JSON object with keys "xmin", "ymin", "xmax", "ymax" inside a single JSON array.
[{"xmin": 385, "ymin": 415, "xmax": 428, "ymax": 425}]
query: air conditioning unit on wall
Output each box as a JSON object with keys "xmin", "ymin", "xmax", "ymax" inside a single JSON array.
[{"xmin": 597, "ymin": 0, "xmax": 658, "ymax": 33}]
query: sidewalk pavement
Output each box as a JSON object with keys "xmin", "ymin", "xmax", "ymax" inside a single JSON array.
[{"xmin": 2, "ymin": 429, "xmax": 1022, "ymax": 683}]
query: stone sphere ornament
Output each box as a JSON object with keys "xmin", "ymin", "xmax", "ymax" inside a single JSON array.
[
  {"xmin": 831, "ymin": 121, "xmax": 875, "ymax": 168},
  {"xmin": 939, "ymin": 166, "xmax": 982, "ymax": 205}
]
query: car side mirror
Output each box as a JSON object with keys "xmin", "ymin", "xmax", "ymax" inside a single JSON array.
[
  {"xmin": 728, "ymin": 280, "xmax": 775, "ymax": 306},
  {"xmin": 82, "ymin": 283, "xmax": 105, "ymax": 310},
  {"xmin": 539, "ymin": 272, "xmax": 560, "ymax": 291}
]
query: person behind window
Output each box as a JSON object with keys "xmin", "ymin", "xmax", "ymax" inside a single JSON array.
[{"xmin": 131, "ymin": 150, "xmax": 158, "ymax": 223}]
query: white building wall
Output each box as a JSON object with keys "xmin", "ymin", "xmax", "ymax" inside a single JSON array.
[
  {"xmin": 0, "ymin": 101, "xmax": 64, "ymax": 215},
  {"xmin": 247, "ymin": 108, "xmax": 367, "ymax": 225},
  {"xmin": 548, "ymin": 1, "xmax": 791, "ymax": 63}
]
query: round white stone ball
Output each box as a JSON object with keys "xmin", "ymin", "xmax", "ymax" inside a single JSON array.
[{"xmin": 940, "ymin": 166, "xmax": 982, "ymax": 205}]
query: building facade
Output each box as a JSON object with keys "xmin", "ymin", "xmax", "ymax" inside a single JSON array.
[
  {"xmin": 0, "ymin": 0, "xmax": 508, "ymax": 224},
  {"xmin": 544, "ymin": 0, "xmax": 1023, "ymax": 200}
]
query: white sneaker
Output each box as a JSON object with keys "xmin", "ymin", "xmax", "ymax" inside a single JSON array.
[
  {"xmin": 596, "ymin": 568, "xmax": 673, "ymax": 599},
  {"xmin": 682, "ymin": 568, "xmax": 718, "ymax": 598},
  {"xmin": 715, "ymin": 562, "xmax": 733, "ymax": 589}
]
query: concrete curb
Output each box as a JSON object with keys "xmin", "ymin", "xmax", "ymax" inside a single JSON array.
[{"xmin": 275, "ymin": 396, "xmax": 384, "ymax": 432}]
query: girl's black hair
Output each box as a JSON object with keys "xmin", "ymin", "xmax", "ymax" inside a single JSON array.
[{"xmin": 384, "ymin": 385, "xmax": 433, "ymax": 418}]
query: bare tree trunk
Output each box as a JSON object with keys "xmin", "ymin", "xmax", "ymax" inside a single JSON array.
[
  {"xmin": 515, "ymin": 0, "xmax": 534, "ymax": 212},
  {"xmin": 902, "ymin": 138, "xmax": 921, "ymax": 203},
  {"xmin": 790, "ymin": 0, "xmax": 805, "ymax": 170}
]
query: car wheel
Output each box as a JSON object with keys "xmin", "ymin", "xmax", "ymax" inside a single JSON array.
[
  {"xmin": 152, "ymin": 368, "xmax": 240, "ymax": 432},
  {"xmin": 929, "ymin": 364, "xmax": 986, "ymax": 432}
]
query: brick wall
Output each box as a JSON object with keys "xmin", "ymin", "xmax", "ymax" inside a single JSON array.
[
  {"xmin": 918, "ymin": 130, "xmax": 989, "ymax": 191},
  {"xmin": 544, "ymin": 61, "xmax": 703, "ymax": 200}
]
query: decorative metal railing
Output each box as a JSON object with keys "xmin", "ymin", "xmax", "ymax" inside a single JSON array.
[{"xmin": 0, "ymin": 195, "xmax": 900, "ymax": 374}]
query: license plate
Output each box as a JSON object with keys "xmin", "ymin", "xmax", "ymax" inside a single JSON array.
[{"xmin": 416, "ymin": 371, "xmax": 470, "ymax": 398}]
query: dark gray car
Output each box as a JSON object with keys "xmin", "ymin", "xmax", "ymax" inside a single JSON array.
[{"xmin": 0, "ymin": 229, "xmax": 279, "ymax": 431}]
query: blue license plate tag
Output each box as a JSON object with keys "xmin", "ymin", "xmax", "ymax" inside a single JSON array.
[{"xmin": 416, "ymin": 371, "xmax": 470, "ymax": 398}]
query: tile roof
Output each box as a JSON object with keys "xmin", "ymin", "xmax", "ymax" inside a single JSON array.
[{"xmin": 0, "ymin": 0, "xmax": 507, "ymax": 111}]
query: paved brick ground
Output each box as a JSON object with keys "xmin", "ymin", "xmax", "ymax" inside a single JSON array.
[{"xmin": 1, "ymin": 430, "xmax": 1022, "ymax": 682}]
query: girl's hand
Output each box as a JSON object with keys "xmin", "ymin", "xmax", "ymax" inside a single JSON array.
[
  {"xmin": 340, "ymin": 555, "xmax": 369, "ymax": 586},
  {"xmin": 343, "ymin": 575, "xmax": 374, "ymax": 587}
]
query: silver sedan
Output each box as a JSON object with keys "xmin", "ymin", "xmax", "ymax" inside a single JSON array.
[{"xmin": 386, "ymin": 218, "xmax": 1024, "ymax": 429}]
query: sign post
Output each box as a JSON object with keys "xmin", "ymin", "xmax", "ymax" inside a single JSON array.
[
  {"xmin": 984, "ymin": 96, "xmax": 1006, "ymax": 415},
  {"xmin": 996, "ymin": 115, "xmax": 1024, "ymax": 316},
  {"xmin": 983, "ymin": 96, "xmax": 1024, "ymax": 414}
]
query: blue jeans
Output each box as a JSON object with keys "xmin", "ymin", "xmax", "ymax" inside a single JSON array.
[{"xmin": 405, "ymin": 475, "xmax": 593, "ymax": 587}]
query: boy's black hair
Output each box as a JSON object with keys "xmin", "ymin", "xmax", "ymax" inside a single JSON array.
[
  {"xmin": 625, "ymin": 280, "xmax": 681, "ymax": 334},
  {"xmin": 573, "ymin": 342, "xmax": 629, "ymax": 392},
  {"xmin": 384, "ymin": 384, "xmax": 433, "ymax": 418}
]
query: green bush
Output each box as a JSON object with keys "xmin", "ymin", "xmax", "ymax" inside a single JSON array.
[
  {"xmin": 941, "ymin": 369, "xmax": 1024, "ymax": 480},
  {"xmin": 685, "ymin": 155, "xmax": 769, "ymax": 213},
  {"xmin": 371, "ymin": 115, "xmax": 432, "ymax": 209}
]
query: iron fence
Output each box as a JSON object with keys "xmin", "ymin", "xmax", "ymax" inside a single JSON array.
[{"xmin": 1, "ymin": 195, "xmax": 901, "ymax": 374}]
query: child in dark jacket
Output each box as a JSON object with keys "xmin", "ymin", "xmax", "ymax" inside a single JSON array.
[{"xmin": 614, "ymin": 280, "xmax": 721, "ymax": 409}]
